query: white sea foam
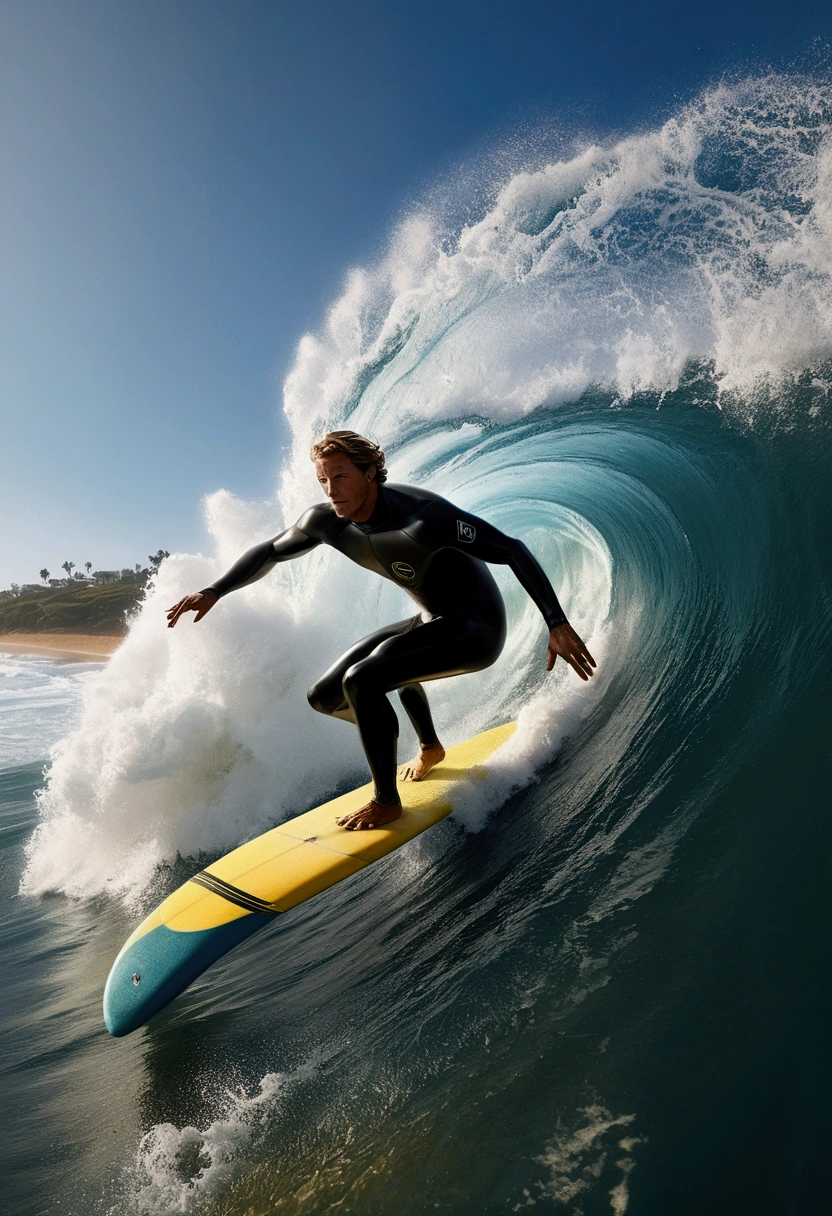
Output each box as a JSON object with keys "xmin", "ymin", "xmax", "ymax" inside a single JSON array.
[
  {"xmin": 21, "ymin": 73, "xmax": 832, "ymax": 903},
  {"xmin": 0, "ymin": 653, "xmax": 100, "ymax": 770},
  {"xmin": 121, "ymin": 1064, "xmax": 314, "ymax": 1215},
  {"xmin": 448, "ymin": 618, "xmax": 611, "ymax": 832}
]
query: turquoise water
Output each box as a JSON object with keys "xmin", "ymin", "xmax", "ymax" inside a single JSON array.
[{"xmin": 2, "ymin": 73, "xmax": 832, "ymax": 1213}]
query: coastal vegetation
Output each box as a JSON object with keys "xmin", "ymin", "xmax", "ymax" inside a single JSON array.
[
  {"xmin": 0, "ymin": 581, "xmax": 145, "ymax": 636},
  {"xmin": 0, "ymin": 553, "xmax": 170, "ymax": 636}
]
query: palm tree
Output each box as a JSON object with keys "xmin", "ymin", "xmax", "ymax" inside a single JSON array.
[
  {"xmin": 85, "ymin": 562, "xmax": 92, "ymax": 577},
  {"xmin": 61, "ymin": 561, "xmax": 75, "ymax": 581},
  {"xmin": 40, "ymin": 568, "xmax": 50, "ymax": 583}
]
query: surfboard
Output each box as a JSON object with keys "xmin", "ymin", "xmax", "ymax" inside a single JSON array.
[{"xmin": 103, "ymin": 721, "xmax": 516, "ymax": 1036}]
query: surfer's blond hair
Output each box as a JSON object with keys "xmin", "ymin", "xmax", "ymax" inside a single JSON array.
[{"xmin": 310, "ymin": 431, "xmax": 388, "ymax": 483}]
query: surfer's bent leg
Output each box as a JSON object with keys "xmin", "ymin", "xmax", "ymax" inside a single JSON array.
[
  {"xmin": 340, "ymin": 613, "xmax": 506, "ymax": 809},
  {"xmin": 307, "ymin": 618, "xmax": 416, "ymax": 722}
]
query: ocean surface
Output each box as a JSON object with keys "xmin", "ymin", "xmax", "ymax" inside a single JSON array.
[{"xmin": 2, "ymin": 73, "xmax": 831, "ymax": 1214}]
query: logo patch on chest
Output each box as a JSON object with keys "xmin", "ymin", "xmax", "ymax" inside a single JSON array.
[
  {"xmin": 457, "ymin": 520, "xmax": 477, "ymax": 543},
  {"xmin": 392, "ymin": 561, "xmax": 416, "ymax": 582}
]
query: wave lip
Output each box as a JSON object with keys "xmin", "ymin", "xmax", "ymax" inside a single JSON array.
[{"xmin": 283, "ymin": 72, "xmax": 832, "ymax": 485}]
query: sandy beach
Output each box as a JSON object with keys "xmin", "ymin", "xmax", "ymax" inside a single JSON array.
[{"xmin": 0, "ymin": 633, "xmax": 122, "ymax": 661}]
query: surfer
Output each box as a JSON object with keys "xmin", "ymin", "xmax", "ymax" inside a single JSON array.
[{"xmin": 167, "ymin": 432, "xmax": 595, "ymax": 830}]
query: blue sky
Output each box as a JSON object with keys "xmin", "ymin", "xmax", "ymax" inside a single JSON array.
[{"xmin": 2, "ymin": 0, "xmax": 831, "ymax": 587}]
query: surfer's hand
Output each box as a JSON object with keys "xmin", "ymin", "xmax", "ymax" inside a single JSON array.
[
  {"xmin": 166, "ymin": 590, "xmax": 218, "ymax": 628},
  {"xmin": 547, "ymin": 622, "xmax": 596, "ymax": 680}
]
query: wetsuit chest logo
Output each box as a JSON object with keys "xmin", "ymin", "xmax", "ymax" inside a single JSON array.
[
  {"xmin": 392, "ymin": 561, "xmax": 416, "ymax": 582},
  {"xmin": 457, "ymin": 520, "xmax": 476, "ymax": 543}
]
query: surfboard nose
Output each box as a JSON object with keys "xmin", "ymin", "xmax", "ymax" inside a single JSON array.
[
  {"xmin": 103, "ymin": 946, "xmax": 154, "ymax": 1037},
  {"xmin": 103, "ymin": 916, "xmax": 269, "ymax": 1036}
]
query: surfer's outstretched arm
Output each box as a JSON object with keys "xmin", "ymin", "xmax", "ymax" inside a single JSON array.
[
  {"xmin": 166, "ymin": 524, "xmax": 321, "ymax": 627},
  {"xmin": 489, "ymin": 534, "xmax": 595, "ymax": 677}
]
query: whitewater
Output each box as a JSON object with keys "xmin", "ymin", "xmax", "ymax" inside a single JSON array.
[{"xmin": 2, "ymin": 72, "xmax": 831, "ymax": 1215}]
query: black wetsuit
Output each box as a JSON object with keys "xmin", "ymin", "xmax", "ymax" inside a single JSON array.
[{"xmin": 205, "ymin": 483, "xmax": 567, "ymax": 803}]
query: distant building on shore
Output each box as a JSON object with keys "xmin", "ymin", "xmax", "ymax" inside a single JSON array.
[{"xmin": 1, "ymin": 567, "xmax": 150, "ymax": 599}]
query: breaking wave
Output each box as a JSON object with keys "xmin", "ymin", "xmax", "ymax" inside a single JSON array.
[{"xmin": 20, "ymin": 71, "xmax": 832, "ymax": 910}]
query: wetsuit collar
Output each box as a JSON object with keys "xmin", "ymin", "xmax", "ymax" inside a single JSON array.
[{"xmin": 354, "ymin": 483, "xmax": 391, "ymax": 532}]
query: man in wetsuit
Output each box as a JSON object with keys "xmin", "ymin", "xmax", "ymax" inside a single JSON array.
[{"xmin": 167, "ymin": 431, "xmax": 595, "ymax": 831}]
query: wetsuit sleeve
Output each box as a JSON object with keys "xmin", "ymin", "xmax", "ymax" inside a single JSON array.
[
  {"xmin": 202, "ymin": 524, "xmax": 321, "ymax": 599},
  {"xmin": 423, "ymin": 503, "xmax": 569, "ymax": 629}
]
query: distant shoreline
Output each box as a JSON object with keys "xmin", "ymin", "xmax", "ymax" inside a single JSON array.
[{"xmin": 0, "ymin": 633, "xmax": 122, "ymax": 662}]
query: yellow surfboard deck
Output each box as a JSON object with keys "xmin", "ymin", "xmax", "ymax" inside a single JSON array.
[{"xmin": 104, "ymin": 721, "xmax": 516, "ymax": 1035}]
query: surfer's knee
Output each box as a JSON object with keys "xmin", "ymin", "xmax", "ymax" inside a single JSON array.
[
  {"xmin": 341, "ymin": 663, "xmax": 362, "ymax": 703},
  {"xmin": 307, "ymin": 680, "xmax": 338, "ymax": 716},
  {"xmin": 342, "ymin": 658, "xmax": 380, "ymax": 706}
]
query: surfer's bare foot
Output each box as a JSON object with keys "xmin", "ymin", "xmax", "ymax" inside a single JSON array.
[
  {"xmin": 336, "ymin": 798, "xmax": 402, "ymax": 831},
  {"xmin": 397, "ymin": 742, "xmax": 446, "ymax": 782}
]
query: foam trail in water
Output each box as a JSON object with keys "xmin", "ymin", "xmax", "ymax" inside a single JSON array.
[
  {"xmin": 533, "ymin": 1105, "xmax": 643, "ymax": 1214},
  {"xmin": 22, "ymin": 73, "xmax": 832, "ymax": 903}
]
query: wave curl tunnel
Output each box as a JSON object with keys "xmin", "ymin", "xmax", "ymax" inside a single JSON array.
[{"xmin": 21, "ymin": 70, "xmax": 832, "ymax": 905}]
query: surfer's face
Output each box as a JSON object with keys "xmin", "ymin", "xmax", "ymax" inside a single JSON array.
[{"xmin": 315, "ymin": 453, "xmax": 377, "ymax": 520}]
